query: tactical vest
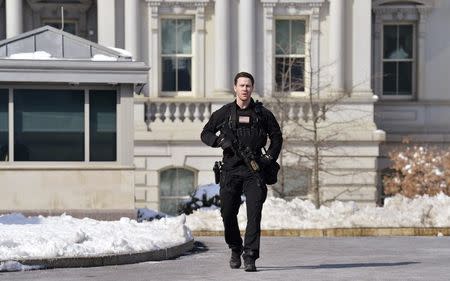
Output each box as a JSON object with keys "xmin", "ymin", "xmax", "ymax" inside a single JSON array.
[{"xmin": 228, "ymin": 101, "xmax": 267, "ymax": 153}]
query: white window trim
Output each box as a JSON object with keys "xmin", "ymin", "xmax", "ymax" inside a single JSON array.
[
  {"xmin": 273, "ymin": 17, "xmax": 310, "ymax": 97},
  {"xmin": 261, "ymin": 0, "xmax": 324, "ymax": 98},
  {"xmin": 146, "ymin": 0, "xmax": 209, "ymax": 98},
  {"xmin": 381, "ymin": 22, "xmax": 416, "ymax": 99},
  {"xmin": 159, "ymin": 17, "xmax": 194, "ymax": 97},
  {"xmin": 373, "ymin": 0, "xmax": 433, "ymax": 101}
]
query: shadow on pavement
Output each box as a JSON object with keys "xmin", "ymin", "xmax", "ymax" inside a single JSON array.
[
  {"xmin": 181, "ymin": 241, "xmax": 209, "ymax": 257},
  {"xmin": 258, "ymin": 261, "xmax": 420, "ymax": 271}
]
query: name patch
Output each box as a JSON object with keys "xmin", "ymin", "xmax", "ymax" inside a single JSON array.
[{"xmin": 239, "ymin": 116, "xmax": 250, "ymax": 123}]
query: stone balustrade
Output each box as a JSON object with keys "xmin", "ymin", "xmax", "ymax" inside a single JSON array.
[
  {"xmin": 147, "ymin": 99, "xmax": 211, "ymax": 124},
  {"xmin": 134, "ymin": 97, "xmax": 333, "ymax": 133}
]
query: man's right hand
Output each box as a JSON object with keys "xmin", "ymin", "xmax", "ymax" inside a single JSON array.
[{"xmin": 217, "ymin": 134, "xmax": 233, "ymax": 150}]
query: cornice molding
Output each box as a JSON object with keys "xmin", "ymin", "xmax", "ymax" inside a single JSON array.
[
  {"xmin": 26, "ymin": 0, "xmax": 92, "ymax": 12},
  {"xmin": 373, "ymin": 0, "xmax": 435, "ymax": 8},
  {"xmin": 146, "ymin": 0, "xmax": 209, "ymax": 8},
  {"xmin": 373, "ymin": 0, "xmax": 434, "ymax": 18}
]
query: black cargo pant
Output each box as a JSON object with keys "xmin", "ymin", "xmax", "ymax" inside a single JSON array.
[{"xmin": 220, "ymin": 165, "xmax": 267, "ymax": 260}]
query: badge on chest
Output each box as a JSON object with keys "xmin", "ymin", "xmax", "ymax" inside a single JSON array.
[{"xmin": 239, "ymin": 115, "xmax": 250, "ymax": 124}]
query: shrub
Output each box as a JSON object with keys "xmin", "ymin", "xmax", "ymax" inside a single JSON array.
[
  {"xmin": 177, "ymin": 184, "xmax": 221, "ymax": 215},
  {"xmin": 178, "ymin": 192, "xmax": 221, "ymax": 215},
  {"xmin": 383, "ymin": 144, "xmax": 450, "ymax": 198}
]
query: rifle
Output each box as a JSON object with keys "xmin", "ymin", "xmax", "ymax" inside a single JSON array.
[{"xmin": 220, "ymin": 121, "xmax": 260, "ymax": 174}]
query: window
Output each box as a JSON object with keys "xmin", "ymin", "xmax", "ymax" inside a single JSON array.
[
  {"xmin": 0, "ymin": 90, "xmax": 8, "ymax": 161},
  {"xmin": 14, "ymin": 90, "xmax": 84, "ymax": 161},
  {"xmin": 161, "ymin": 19, "xmax": 192, "ymax": 92},
  {"xmin": 275, "ymin": 19, "xmax": 305, "ymax": 92},
  {"xmin": 90, "ymin": 91, "xmax": 117, "ymax": 161},
  {"xmin": 0, "ymin": 88, "xmax": 117, "ymax": 162},
  {"xmin": 159, "ymin": 167, "xmax": 196, "ymax": 215},
  {"xmin": 383, "ymin": 24, "xmax": 414, "ymax": 96}
]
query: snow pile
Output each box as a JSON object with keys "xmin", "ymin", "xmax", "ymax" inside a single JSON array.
[
  {"xmin": 0, "ymin": 261, "xmax": 42, "ymax": 271},
  {"xmin": 8, "ymin": 51, "xmax": 53, "ymax": 60},
  {"xmin": 186, "ymin": 193, "xmax": 450, "ymax": 231},
  {"xmin": 0, "ymin": 213, "xmax": 192, "ymax": 262},
  {"xmin": 192, "ymin": 183, "xmax": 220, "ymax": 202},
  {"xmin": 107, "ymin": 47, "xmax": 133, "ymax": 58},
  {"xmin": 5, "ymin": 51, "xmax": 119, "ymax": 61},
  {"xmin": 137, "ymin": 208, "xmax": 168, "ymax": 222},
  {"xmin": 91, "ymin": 54, "xmax": 117, "ymax": 61}
]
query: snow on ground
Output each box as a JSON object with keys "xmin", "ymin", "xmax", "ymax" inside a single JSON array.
[
  {"xmin": 0, "ymin": 213, "xmax": 192, "ymax": 271},
  {"xmin": 2, "ymin": 182, "xmax": 450, "ymax": 271},
  {"xmin": 186, "ymin": 189, "xmax": 450, "ymax": 231},
  {"xmin": 193, "ymin": 183, "xmax": 220, "ymax": 201}
]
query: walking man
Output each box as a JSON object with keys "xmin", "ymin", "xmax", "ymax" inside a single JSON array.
[{"xmin": 200, "ymin": 72, "xmax": 282, "ymax": 271}]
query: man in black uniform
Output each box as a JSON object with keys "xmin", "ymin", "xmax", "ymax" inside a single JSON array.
[{"xmin": 201, "ymin": 72, "xmax": 282, "ymax": 272}]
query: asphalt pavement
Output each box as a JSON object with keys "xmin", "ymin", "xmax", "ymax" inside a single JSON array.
[{"xmin": 2, "ymin": 236, "xmax": 450, "ymax": 281}]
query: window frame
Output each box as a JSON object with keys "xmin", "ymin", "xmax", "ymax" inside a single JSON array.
[
  {"xmin": 158, "ymin": 166, "xmax": 197, "ymax": 214},
  {"xmin": 159, "ymin": 16, "xmax": 194, "ymax": 97},
  {"xmin": 0, "ymin": 84, "xmax": 119, "ymax": 165},
  {"xmin": 0, "ymin": 89, "xmax": 8, "ymax": 162},
  {"xmin": 381, "ymin": 22, "xmax": 416, "ymax": 99},
  {"xmin": 372, "ymin": 1, "xmax": 432, "ymax": 101},
  {"xmin": 273, "ymin": 16, "xmax": 310, "ymax": 97}
]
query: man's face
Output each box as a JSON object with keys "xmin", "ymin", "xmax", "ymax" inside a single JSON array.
[{"xmin": 234, "ymin": 77, "xmax": 253, "ymax": 102}]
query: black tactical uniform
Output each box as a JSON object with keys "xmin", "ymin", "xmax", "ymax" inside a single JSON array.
[{"xmin": 200, "ymin": 98, "xmax": 282, "ymax": 262}]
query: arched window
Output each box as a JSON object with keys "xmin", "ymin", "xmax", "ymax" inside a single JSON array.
[{"xmin": 159, "ymin": 167, "xmax": 196, "ymax": 215}]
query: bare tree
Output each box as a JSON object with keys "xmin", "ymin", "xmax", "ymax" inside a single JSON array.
[{"xmin": 267, "ymin": 33, "xmax": 372, "ymax": 208}]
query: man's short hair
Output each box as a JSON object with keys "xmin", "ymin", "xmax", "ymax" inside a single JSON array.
[{"xmin": 234, "ymin": 72, "xmax": 254, "ymax": 86}]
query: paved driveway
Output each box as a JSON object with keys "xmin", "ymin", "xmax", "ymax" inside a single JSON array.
[{"xmin": 2, "ymin": 236, "xmax": 450, "ymax": 281}]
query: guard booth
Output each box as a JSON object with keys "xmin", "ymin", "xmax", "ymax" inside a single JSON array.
[{"xmin": 0, "ymin": 26, "xmax": 148, "ymax": 219}]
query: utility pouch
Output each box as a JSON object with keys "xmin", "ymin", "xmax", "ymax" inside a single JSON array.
[
  {"xmin": 260, "ymin": 159, "xmax": 280, "ymax": 185},
  {"xmin": 213, "ymin": 161, "xmax": 223, "ymax": 184}
]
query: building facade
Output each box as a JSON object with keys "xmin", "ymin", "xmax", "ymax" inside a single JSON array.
[{"xmin": 0, "ymin": 0, "xmax": 445, "ymax": 215}]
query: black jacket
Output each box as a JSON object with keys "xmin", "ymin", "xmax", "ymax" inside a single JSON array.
[{"xmin": 201, "ymin": 99, "xmax": 283, "ymax": 169}]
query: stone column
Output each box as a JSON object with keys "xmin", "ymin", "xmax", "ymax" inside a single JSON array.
[
  {"xmin": 195, "ymin": 4, "xmax": 207, "ymax": 97},
  {"xmin": 214, "ymin": 0, "xmax": 231, "ymax": 95},
  {"xmin": 97, "ymin": 0, "xmax": 116, "ymax": 47},
  {"xmin": 417, "ymin": 7, "xmax": 430, "ymax": 100},
  {"xmin": 310, "ymin": 5, "xmax": 321, "ymax": 95},
  {"xmin": 373, "ymin": 11, "xmax": 383, "ymax": 96},
  {"xmin": 329, "ymin": 0, "xmax": 344, "ymax": 92},
  {"xmin": 6, "ymin": 0, "xmax": 23, "ymax": 38},
  {"xmin": 351, "ymin": 0, "xmax": 372, "ymax": 95},
  {"xmin": 125, "ymin": 0, "xmax": 140, "ymax": 60},
  {"xmin": 238, "ymin": 0, "xmax": 255, "ymax": 75},
  {"xmin": 147, "ymin": 2, "xmax": 160, "ymax": 98},
  {"xmin": 262, "ymin": 3, "xmax": 275, "ymax": 96}
]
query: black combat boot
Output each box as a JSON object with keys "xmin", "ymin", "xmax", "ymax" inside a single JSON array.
[
  {"xmin": 229, "ymin": 249, "xmax": 242, "ymax": 269},
  {"xmin": 243, "ymin": 257, "xmax": 256, "ymax": 272}
]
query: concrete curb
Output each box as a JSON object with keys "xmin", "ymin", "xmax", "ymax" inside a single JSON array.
[
  {"xmin": 8, "ymin": 239, "xmax": 194, "ymax": 269},
  {"xmin": 193, "ymin": 227, "xmax": 450, "ymax": 237}
]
